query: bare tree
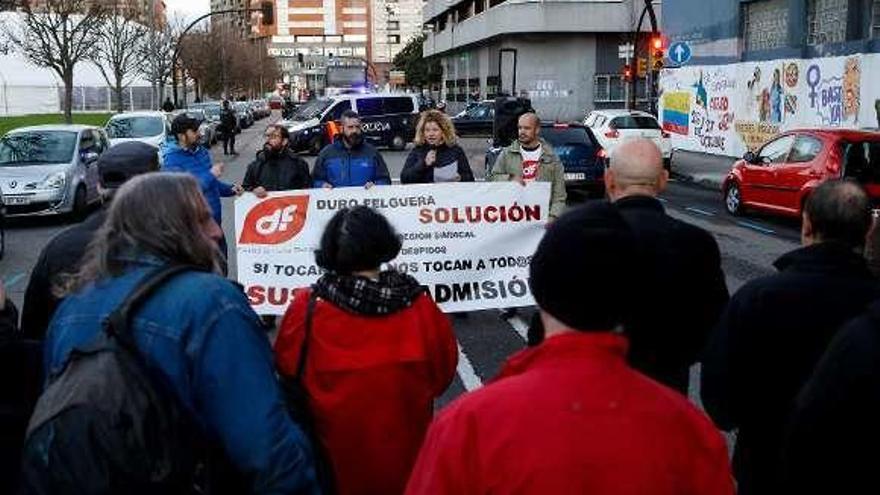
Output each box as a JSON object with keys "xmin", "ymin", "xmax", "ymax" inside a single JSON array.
[
  {"xmin": 6, "ymin": 0, "xmax": 107, "ymax": 123},
  {"xmin": 92, "ymin": 3, "xmax": 146, "ymax": 112},
  {"xmin": 139, "ymin": 15, "xmax": 180, "ymax": 109}
]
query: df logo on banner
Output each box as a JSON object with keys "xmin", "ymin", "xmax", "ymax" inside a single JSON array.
[{"xmin": 239, "ymin": 196, "xmax": 310, "ymax": 245}]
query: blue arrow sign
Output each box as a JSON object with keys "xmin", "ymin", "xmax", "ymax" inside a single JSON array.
[{"xmin": 668, "ymin": 41, "xmax": 692, "ymax": 65}]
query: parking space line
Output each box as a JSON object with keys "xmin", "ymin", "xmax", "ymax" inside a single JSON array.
[
  {"xmin": 457, "ymin": 343, "xmax": 482, "ymax": 391},
  {"xmin": 684, "ymin": 206, "xmax": 717, "ymax": 217},
  {"xmin": 506, "ymin": 315, "xmax": 529, "ymax": 342},
  {"xmin": 736, "ymin": 220, "xmax": 776, "ymax": 235},
  {"xmin": 3, "ymin": 273, "xmax": 25, "ymax": 289}
]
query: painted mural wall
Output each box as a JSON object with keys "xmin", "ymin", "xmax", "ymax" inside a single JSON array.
[{"xmin": 658, "ymin": 54, "xmax": 880, "ymax": 158}]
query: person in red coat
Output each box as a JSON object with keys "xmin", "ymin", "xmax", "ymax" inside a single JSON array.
[
  {"xmin": 405, "ymin": 202, "xmax": 735, "ymax": 495},
  {"xmin": 274, "ymin": 205, "xmax": 458, "ymax": 495}
]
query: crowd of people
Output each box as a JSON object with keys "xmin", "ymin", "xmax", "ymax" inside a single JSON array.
[{"xmin": 1, "ymin": 102, "xmax": 879, "ymax": 494}]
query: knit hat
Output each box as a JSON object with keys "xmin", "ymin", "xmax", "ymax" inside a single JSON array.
[
  {"xmin": 529, "ymin": 201, "xmax": 638, "ymax": 331},
  {"xmin": 97, "ymin": 141, "xmax": 159, "ymax": 189},
  {"xmin": 170, "ymin": 113, "xmax": 200, "ymax": 136}
]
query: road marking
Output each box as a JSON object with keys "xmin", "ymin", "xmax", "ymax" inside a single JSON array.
[
  {"xmin": 3, "ymin": 273, "xmax": 25, "ymax": 289},
  {"xmin": 507, "ymin": 315, "xmax": 529, "ymax": 342},
  {"xmin": 736, "ymin": 220, "xmax": 776, "ymax": 235},
  {"xmin": 657, "ymin": 197, "xmax": 668, "ymax": 203},
  {"xmin": 684, "ymin": 206, "xmax": 716, "ymax": 217},
  {"xmin": 457, "ymin": 343, "xmax": 482, "ymax": 391}
]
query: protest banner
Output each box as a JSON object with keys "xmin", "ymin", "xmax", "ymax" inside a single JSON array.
[{"xmin": 234, "ymin": 182, "xmax": 550, "ymax": 315}]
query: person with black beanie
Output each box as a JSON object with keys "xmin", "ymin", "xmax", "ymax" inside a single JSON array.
[
  {"xmin": 405, "ymin": 202, "xmax": 734, "ymax": 495},
  {"xmin": 401, "ymin": 110, "xmax": 474, "ymax": 184}
]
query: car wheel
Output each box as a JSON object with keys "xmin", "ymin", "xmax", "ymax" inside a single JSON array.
[
  {"xmin": 309, "ymin": 136, "xmax": 323, "ymax": 155},
  {"xmin": 390, "ymin": 135, "xmax": 406, "ymax": 151},
  {"xmin": 724, "ymin": 182, "xmax": 743, "ymax": 216},
  {"xmin": 72, "ymin": 185, "xmax": 88, "ymax": 221}
]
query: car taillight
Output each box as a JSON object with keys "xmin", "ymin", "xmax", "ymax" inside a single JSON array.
[
  {"xmin": 553, "ymin": 123, "xmax": 569, "ymax": 128},
  {"xmin": 597, "ymin": 148, "xmax": 607, "ymax": 158},
  {"xmin": 605, "ymin": 129, "xmax": 620, "ymax": 139}
]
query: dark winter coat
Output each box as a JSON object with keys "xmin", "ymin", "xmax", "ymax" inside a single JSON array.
[
  {"xmin": 243, "ymin": 148, "xmax": 312, "ymax": 192},
  {"xmin": 701, "ymin": 241, "xmax": 880, "ymax": 495},
  {"xmin": 613, "ymin": 195, "xmax": 728, "ymax": 393},
  {"xmin": 782, "ymin": 298, "xmax": 880, "ymax": 494},
  {"xmin": 219, "ymin": 108, "xmax": 237, "ymax": 134},
  {"xmin": 21, "ymin": 209, "xmax": 106, "ymax": 340},
  {"xmin": 401, "ymin": 144, "xmax": 474, "ymax": 184}
]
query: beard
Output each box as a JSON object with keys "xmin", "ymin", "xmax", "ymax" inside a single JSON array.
[
  {"xmin": 264, "ymin": 142, "xmax": 283, "ymax": 156},
  {"xmin": 343, "ymin": 132, "xmax": 363, "ymax": 147}
]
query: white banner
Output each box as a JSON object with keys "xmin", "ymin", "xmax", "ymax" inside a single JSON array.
[{"xmin": 234, "ymin": 182, "xmax": 551, "ymax": 315}]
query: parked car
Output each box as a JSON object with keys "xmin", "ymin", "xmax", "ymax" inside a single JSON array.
[
  {"xmin": 723, "ymin": 129, "xmax": 880, "ymax": 217},
  {"xmin": 0, "ymin": 188, "xmax": 5, "ymax": 259},
  {"xmin": 584, "ymin": 109, "xmax": 672, "ymax": 170},
  {"xmin": 281, "ymin": 93, "xmax": 419, "ymax": 154},
  {"xmin": 105, "ymin": 111, "xmax": 168, "ymax": 149},
  {"xmin": 485, "ymin": 122, "xmax": 608, "ymax": 196},
  {"xmin": 452, "ymin": 100, "xmax": 495, "ymax": 136},
  {"xmin": 0, "ymin": 125, "xmax": 106, "ymax": 219},
  {"xmin": 233, "ymin": 102, "xmax": 254, "ymax": 128}
]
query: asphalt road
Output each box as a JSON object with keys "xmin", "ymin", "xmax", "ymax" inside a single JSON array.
[{"xmin": 0, "ymin": 111, "xmax": 802, "ymax": 409}]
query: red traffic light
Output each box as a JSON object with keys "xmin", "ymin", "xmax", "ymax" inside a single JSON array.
[
  {"xmin": 651, "ymin": 36, "xmax": 663, "ymax": 51},
  {"xmin": 623, "ymin": 64, "xmax": 633, "ymax": 81}
]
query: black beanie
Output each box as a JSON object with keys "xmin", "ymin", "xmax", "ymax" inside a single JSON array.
[
  {"xmin": 97, "ymin": 141, "xmax": 159, "ymax": 189},
  {"xmin": 529, "ymin": 201, "xmax": 638, "ymax": 331}
]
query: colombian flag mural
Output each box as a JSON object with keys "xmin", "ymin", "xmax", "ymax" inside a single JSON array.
[{"xmin": 661, "ymin": 92, "xmax": 691, "ymax": 135}]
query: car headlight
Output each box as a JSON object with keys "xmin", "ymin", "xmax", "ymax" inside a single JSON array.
[{"xmin": 42, "ymin": 171, "xmax": 66, "ymax": 189}]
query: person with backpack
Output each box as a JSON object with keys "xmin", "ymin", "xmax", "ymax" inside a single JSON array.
[
  {"xmin": 219, "ymin": 100, "xmax": 239, "ymax": 155},
  {"xmin": 273, "ymin": 206, "xmax": 457, "ymax": 495},
  {"xmin": 21, "ymin": 173, "xmax": 319, "ymax": 494}
]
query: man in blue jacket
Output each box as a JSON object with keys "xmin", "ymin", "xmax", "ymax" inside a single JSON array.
[
  {"xmin": 312, "ymin": 110, "xmax": 391, "ymax": 189},
  {"xmin": 162, "ymin": 114, "xmax": 242, "ymax": 227}
]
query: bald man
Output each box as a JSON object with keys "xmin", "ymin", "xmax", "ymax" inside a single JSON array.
[
  {"xmin": 605, "ymin": 138, "xmax": 728, "ymax": 394},
  {"xmin": 489, "ymin": 112, "xmax": 567, "ymax": 220}
]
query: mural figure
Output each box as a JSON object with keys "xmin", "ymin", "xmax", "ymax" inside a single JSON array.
[
  {"xmin": 770, "ymin": 68, "xmax": 783, "ymax": 124},
  {"xmin": 693, "ymin": 72, "xmax": 708, "ymax": 109},
  {"xmin": 843, "ymin": 57, "xmax": 861, "ymax": 123},
  {"xmin": 746, "ymin": 66, "xmax": 762, "ymax": 116}
]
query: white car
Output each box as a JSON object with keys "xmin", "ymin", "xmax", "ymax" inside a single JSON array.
[
  {"xmin": 584, "ymin": 110, "xmax": 672, "ymax": 169},
  {"xmin": 105, "ymin": 111, "xmax": 169, "ymax": 149}
]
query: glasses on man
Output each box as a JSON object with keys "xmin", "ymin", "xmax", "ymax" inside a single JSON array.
[{"xmin": 265, "ymin": 132, "xmax": 283, "ymax": 140}]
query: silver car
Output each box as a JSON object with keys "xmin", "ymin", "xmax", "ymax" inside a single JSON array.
[{"xmin": 0, "ymin": 125, "xmax": 105, "ymax": 218}]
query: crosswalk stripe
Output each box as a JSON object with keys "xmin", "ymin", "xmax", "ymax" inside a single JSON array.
[
  {"xmin": 506, "ymin": 314, "xmax": 529, "ymax": 342},
  {"xmin": 456, "ymin": 343, "xmax": 483, "ymax": 391}
]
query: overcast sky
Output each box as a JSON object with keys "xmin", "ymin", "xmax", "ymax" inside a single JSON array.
[{"xmin": 164, "ymin": 0, "xmax": 211, "ymax": 24}]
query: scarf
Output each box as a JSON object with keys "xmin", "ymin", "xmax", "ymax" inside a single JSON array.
[{"xmin": 313, "ymin": 270, "xmax": 426, "ymax": 316}]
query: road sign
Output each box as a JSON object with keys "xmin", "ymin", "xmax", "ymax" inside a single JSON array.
[
  {"xmin": 668, "ymin": 41, "xmax": 692, "ymax": 65},
  {"xmin": 618, "ymin": 43, "xmax": 634, "ymax": 60}
]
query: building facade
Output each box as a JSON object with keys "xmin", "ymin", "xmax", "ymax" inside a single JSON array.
[
  {"xmin": 371, "ymin": 0, "xmax": 424, "ymax": 80},
  {"xmin": 422, "ymin": 0, "xmax": 661, "ymax": 119},
  {"xmin": 658, "ymin": 0, "xmax": 880, "ymax": 158}
]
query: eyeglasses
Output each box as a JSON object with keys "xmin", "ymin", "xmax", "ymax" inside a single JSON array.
[{"xmin": 265, "ymin": 133, "xmax": 283, "ymax": 139}]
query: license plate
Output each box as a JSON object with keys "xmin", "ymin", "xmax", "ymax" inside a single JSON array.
[
  {"xmin": 564, "ymin": 173, "xmax": 586, "ymax": 181},
  {"xmin": 6, "ymin": 196, "xmax": 30, "ymax": 205}
]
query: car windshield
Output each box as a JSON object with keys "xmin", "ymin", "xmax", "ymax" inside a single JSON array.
[
  {"xmin": 204, "ymin": 106, "xmax": 221, "ymax": 119},
  {"xmin": 542, "ymin": 127, "xmax": 597, "ymax": 164},
  {"xmin": 234, "ymin": 103, "xmax": 248, "ymax": 111},
  {"xmin": 0, "ymin": 131, "xmax": 77, "ymax": 166},
  {"xmin": 292, "ymin": 99, "xmax": 332, "ymax": 121},
  {"xmin": 106, "ymin": 117, "xmax": 165, "ymax": 138},
  {"xmin": 186, "ymin": 110, "xmax": 206, "ymax": 122},
  {"xmin": 611, "ymin": 115, "xmax": 661, "ymax": 130}
]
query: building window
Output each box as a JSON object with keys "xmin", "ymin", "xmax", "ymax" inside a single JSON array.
[
  {"xmin": 387, "ymin": 21, "xmax": 400, "ymax": 31},
  {"xmin": 743, "ymin": 0, "xmax": 789, "ymax": 52},
  {"xmin": 807, "ymin": 0, "xmax": 847, "ymax": 45},
  {"xmin": 388, "ymin": 35, "xmax": 401, "ymax": 44},
  {"xmin": 873, "ymin": 0, "xmax": 880, "ymax": 37},
  {"xmin": 594, "ymin": 75, "xmax": 626, "ymax": 103}
]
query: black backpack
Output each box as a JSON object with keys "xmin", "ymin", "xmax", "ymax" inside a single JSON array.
[{"xmin": 20, "ymin": 265, "xmax": 210, "ymax": 495}]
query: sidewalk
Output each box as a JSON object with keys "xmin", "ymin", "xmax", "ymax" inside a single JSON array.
[{"xmin": 670, "ymin": 150, "xmax": 737, "ymax": 191}]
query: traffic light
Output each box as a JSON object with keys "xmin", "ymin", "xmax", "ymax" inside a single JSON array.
[
  {"xmin": 260, "ymin": 1, "xmax": 274, "ymax": 25},
  {"xmin": 297, "ymin": 53, "xmax": 304, "ymax": 64},
  {"xmin": 637, "ymin": 58, "xmax": 647, "ymax": 78},
  {"xmin": 650, "ymin": 34, "xmax": 664, "ymax": 71},
  {"xmin": 623, "ymin": 63, "xmax": 633, "ymax": 82}
]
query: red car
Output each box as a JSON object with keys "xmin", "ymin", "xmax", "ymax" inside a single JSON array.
[{"xmin": 723, "ymin": 129, "xmax": 880, "ymax": 217}]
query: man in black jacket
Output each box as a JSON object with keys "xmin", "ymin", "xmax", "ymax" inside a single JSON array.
[
  {"xmin": 243, "ymin": 124, "xmax": 311, "ymax": 197},
  {"xmin": 701, "ymin": 179, "xmax": 880, "ymax": 495},
  {"xmin": 219, "ymin": 100, "xmax": 238, "ymax": 155},
  {"xmin": 20, "ymin": 142, "xmax": 160, "ymax": 339},
  {"xmin": 605, "ymin": 138, "xmax": 728, "ymax": 393},
  {"xmin": 782, "ymin": 298, "xmax": 880, "ymax": 494}
]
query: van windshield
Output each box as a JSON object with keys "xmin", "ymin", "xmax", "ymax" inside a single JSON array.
[{"xmin": 292, "ymin": 99, "xmax": 332, "ymax": 121}]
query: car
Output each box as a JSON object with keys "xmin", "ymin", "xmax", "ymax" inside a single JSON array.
[
  {"xmin": 0, "ymin": 188, "xmax": 5, "ymax": 259},
  {"xmin": 233, "ymin": 102, "xmax": 254, "ymax": 128},
  {"xmin": 485, "ymin": 122, "xmax": 608, "ymax": 196},
  {"xmin": 452, "ymin": 100, "xmax": 495, "ymax": 136},
  {"xmin": 105, "ymin": 111, "xmax": 169, "ymax": 149},
  {"xmin": 584, "ymin": 109, "xmax": 672, "ymax": 169},
  {"xmin": 0, "ymin": 125, "xmax": 106, "ymax": 219},
  {"xmin": 281, "ymin": 93, "xmax": 419, "ymax": 154},
  {"xmin": 722, "ymin": 129, "xmax": 880, "ymax": 218}
]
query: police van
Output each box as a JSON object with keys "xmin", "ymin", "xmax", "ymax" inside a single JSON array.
[{"xmin": 282, "ymin": 93, "xmax": 420, "ymax": 154}]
